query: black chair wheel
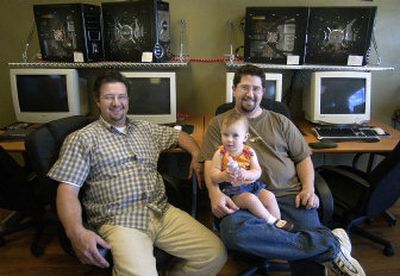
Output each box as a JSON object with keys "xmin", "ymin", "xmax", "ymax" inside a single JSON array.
[
  {"xmin": 0, "ymin": 236, "xmax": 5, "ymax": 246},
  {"xmin": 383, "ymin": 246, "xmax": 394, "ymax": 256},
  {"xmin": 31, "ymin": 244, "xmax": 44, "ymax": 256}
]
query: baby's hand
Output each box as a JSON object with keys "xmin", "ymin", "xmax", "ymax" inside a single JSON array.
[
  {"xmin": 224, "ymin": 169, "xmax": 235, "ymax": 183},
  {"xmin": 236, "ymin": 168, "xmax": 248, "ymax": 182},
  {"xmin": 229, "ymin": 169, "xmax": 245, "ymax": 186}
]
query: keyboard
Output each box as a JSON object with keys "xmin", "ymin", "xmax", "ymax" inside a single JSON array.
[
  {"xmin": 0, "ymin": 128, "xmax": 34, "ymax": 141},
  {"xmin": 312, "ymin": 126, "xmax": 380, "ymax": 142}
]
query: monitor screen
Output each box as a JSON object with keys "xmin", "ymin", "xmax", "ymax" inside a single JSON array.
[
  {"xmin": 264, "ymin": 80, "xmax": 278, "ymax": 101},
  {"xmin": 126, "ymin": 77, "xmax": 171, "ymax": 115},
  {"xmin": 226, "ymin": 72, "xmax": 282, "ymax": 102},
  {"xmin": 16, "ymin": 75, "xmax": 69, "ymax": 112},
  {"xmin": 320, "ymin": 78, "xmax": 366, "ymax": 115},
  {"xmin": 121, "ymin": 71, "xmax": 176, "ymax": 124}
]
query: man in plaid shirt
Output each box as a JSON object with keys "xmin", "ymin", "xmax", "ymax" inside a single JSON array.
[{"xmin": 48, "ymin": 71, "xmax": 226, "ymax": 275}]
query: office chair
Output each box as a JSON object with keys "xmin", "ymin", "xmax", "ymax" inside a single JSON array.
[
  {"xmin": 214, "ymin": 99, "xmax": 334, "ymax": 275},
  {"xmin": 317, "ymin": 140, "xmax": 400, "ymax": 256},
  {"xmin": 352, "ymin": 151, "xmax": 397, "ymax": 226},
  {"xmin": 0, "ymin": 146, "xmax": 43, "ymax": 251},
  {"xmin": 24, "ymin": 115, "xmax": 198, "ymax": 272}
]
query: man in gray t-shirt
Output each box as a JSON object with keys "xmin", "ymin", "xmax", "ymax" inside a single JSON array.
[{"xmin": 199, "ymin": 65, "xmax": 366, "ymax": 276}]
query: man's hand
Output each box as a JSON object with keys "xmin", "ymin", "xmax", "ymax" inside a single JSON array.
[
  {"xmin": 69, "ymin": 227, "xmax": 111, "ymax": 268},
  {"xmin": 295, "ymin": 189, "xmax": 320, "ymax": 209},
  {"xmin": 189, "ymin": 159, "xmax": 204, "ymax": 188},
  {"xmin": 210, "ymin": 190, "xmax": 239, "ymax": 218}
]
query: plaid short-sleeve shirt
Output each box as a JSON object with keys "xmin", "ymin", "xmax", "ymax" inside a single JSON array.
[{"xmin": 48, "ymin": 117, "xmax": 180, "ymax": 231}]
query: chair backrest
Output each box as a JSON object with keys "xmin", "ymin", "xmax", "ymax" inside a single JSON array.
[
  {"xmin": 24, "ymin": 116, "xmax": 95, "ymax": 204},
  {"xmin": 215, "ymin": 98, "xmax": 291, "ymax": 119},
  {"xmin": 366, "ymin": 141, "xmax": 400, "ymax": 217},
  {"xmin": 0, "ymin": 145, "xmax": 36, "ymax": 211}
]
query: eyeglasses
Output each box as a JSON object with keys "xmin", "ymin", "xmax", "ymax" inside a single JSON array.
[
  {"xmin": 100, "ymin": 94, "xmax": 129, "ymax": 102},
  {"xmin": 237, "ymin": 85, "xmax": 263, "ymax": 93}
]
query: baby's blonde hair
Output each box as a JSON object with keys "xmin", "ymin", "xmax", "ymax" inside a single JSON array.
[{"xmin": 221, "ymin": 112, "xmax": 249, "ymax": 131}]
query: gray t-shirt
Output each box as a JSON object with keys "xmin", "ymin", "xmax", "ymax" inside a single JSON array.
[{"xmin": 199, "ymin": 109, "xmax": 311, "ymax": 196}]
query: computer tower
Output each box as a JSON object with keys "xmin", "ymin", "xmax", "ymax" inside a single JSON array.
[
  {"xmin": 305, "ymin": 7, "xmax": 377, "ymax": 65},
  {"xmin": 244, "ymin": 7, "xmax": 308, "ymax": 64},
  {"xmin": 33, "ymin": 3, "xmax": 104, "ymax": 62},
  {"xmin": 102, "ymin": 0, "xmax": 170, "ymax": 62}
]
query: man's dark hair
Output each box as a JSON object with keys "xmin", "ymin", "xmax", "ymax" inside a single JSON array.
[
  {"xmin": 93, "ymin": 70, "xmax": 129, "ymax": 99},
  {"xmin": 233, "ymin": 64, "xmax": 265, "ymax": 88}
]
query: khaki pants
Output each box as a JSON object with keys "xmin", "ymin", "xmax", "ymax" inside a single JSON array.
[{"xmin": 99, "ymin": 205, "xmax": 227, "ymax": 276}]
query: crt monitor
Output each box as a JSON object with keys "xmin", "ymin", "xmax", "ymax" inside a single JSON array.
[
  {"xmin": 302, "ymin": 71, "xmax": 371, "ymax": 125},
  {"xmin": 9, "ymin": 68, "xmax": 88, "ymax": 123},
  {"xmin": 226, "ymin": 72, "xmax": 282, "ymax": 102},
  {"xmin": 120, "ymin": 71, "xmax": 176, "ymax": 124}
]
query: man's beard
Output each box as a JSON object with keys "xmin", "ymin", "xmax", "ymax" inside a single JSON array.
[{"xmin": 240, "ymin": 97, "xmax": 257, "ymax": 113}]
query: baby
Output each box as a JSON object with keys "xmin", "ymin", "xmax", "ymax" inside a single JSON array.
[{"xmin": 210, "ymin": 112, "xmax": 293, "ymax": 231}]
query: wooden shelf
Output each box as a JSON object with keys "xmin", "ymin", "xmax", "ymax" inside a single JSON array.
[
  {"xmin": 8, "ymin": 61, "xmax": 188, "ymax": 69},
  {"xmin": 225, "ymin": 62, "xmax": 395, "ymax": 72}
]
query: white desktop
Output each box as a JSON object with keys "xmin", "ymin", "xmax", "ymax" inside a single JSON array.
[
  {"xmin": 302, "ymin": 71, "xmax": 371, "ymax": 125},
  {"xmin": 9, "ymin": 68, "xmax": 88, "ymax": 123},
  {"xmin": 120, "ymin": 71, "xmax": 177, "ymax": 124},
  {"xmin": 225, "ymin": 72, "xmax": 283, "ymax": 102}
]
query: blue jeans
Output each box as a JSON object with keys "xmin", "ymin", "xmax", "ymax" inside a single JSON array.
[
  {"xmin": 219, "ymin": 180, "xmax": 265, "ymax": 197},
  {"xmin": 219, "ymin": 194, "xmax": 340, "ymax": 274}
]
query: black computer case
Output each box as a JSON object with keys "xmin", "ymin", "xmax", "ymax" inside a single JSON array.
[
  {"xmin": 33, "ymin": 3, "xmax": 104, "ymax": 63},
  {"xmin": 244, "ymin": 7, "xmax": 308, "ymax": 64},
  {"xmin": 102, "ymin": 0, "xmax": 170, "ymax": 62},
  {"xmin": 304, "ymin": 7, "xmax": 377, "ymax": 65}
]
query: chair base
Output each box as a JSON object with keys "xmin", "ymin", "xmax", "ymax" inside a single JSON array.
[
  {"xmin": 351, "ymin": 225, "xmax": 395, "ymax": 256},
  {"xmin": 238, "ymin": 260, "xmax": 289, "ymax": 276},
  {"xmin": 383, "ymin": 210, "xmax": 397, "ymax": 226},
  {"xmin": 0, "ymin": 210, "xmax": 46, "ymax": 256}
]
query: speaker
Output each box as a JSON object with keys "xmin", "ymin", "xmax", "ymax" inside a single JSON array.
[
  {"xmin": 33, "ymin": 3, "xmax": 104, "ymax": 62},
  {"xmin": 102, "ymin": 0, "xmax": 170, "ymax": 62},
  {"xmin": 305, "ymin": 7, "xmax": 377, "ymax": 65},
  {"xmin": 244, "ymin": 7, "xmax": 308, "ymax": 64}
]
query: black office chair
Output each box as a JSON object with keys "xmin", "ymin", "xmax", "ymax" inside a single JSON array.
[
  {"xmin": 351, "ymin": 151, "xmax": 397, "ymax": 227},
  {"xmin": 0, "ymin": 146, "xmax": 43, "ymax": 251},
  {"xmin": 214, "ymin": 99, "xmax": 334, "ymax": 275},
  {"xmin": 24, "ymin": 115, "xmax": 198, "ymax": 272},
  {"xmin": 317, "ymin": 140, "xmax": 400, "ymax": 256}
]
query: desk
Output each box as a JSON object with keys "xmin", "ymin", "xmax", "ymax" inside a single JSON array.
[
  {"xmin": 3, "ymin": 116, "xmax": 398, "ymax": 154},
  {"xmin": 297, "ymin": 119, "xmax": 400, "ymax": 153},
  {"xmin": 0, "ymin": 116, "xmax": 205, "ymax": 152},
  {"xmin": 205, "ymin": 115, "xmax": 400, "ymax": 153}
]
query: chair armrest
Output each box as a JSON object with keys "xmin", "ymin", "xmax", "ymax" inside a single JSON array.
[
  {"xmin": 314, "ymin": 171, "xmax": 334, "ymax": 226},
  {"xmin": 316, "ymin": 165, "xmax": 372, "ymax": 215},
  {"xmin": 162, "ymin": 173, "xmax": 198, "ymax": 218},
  {"xmin": 317, "ymin": 166, "xmax": 371, "ymax": 190}
]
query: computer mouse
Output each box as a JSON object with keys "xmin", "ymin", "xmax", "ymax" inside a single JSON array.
[
  {"xmin": 308, "ymin": 140, "xmax": 338, "ymax": 149},
  {"xmin": 372, "ymin": 127, "xmax": 385, "ymax": 136},
  {"xmin": 173, "ymin": 125, "xmax": 182, "ymax": 131}
]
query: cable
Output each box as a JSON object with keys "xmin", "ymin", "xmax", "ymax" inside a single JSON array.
[{"xmin": 170, "ymin": 56, "xmax": 242, "ymax": 63}]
